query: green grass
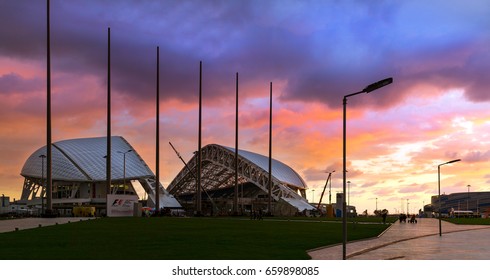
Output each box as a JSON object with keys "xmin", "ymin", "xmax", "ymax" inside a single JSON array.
[
  {"xmin": 443, "ymin": 218, "xmax": 490, "ymax": 225},
  {"xmin": 0, "ymin": 217, "xmax": 388, "ymax": 260}
]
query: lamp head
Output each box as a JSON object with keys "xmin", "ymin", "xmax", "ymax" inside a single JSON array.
[{"xmin": 363, "ymin": 77, "xmax": 393, "ymax": 93}]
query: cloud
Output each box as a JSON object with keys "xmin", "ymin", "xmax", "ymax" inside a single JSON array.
[
  {"xmin": 0, "ymin": 73, "xmax": 42, "ymax": 94},
  {"xmin": 1, "ymin": 0, "xmax": 490, "ymax": 217},
  {"xmin": 463, "ymin": 150, "xmax": 490, "ymax": 163}
]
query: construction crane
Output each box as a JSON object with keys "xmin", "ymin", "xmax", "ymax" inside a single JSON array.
[
  {"xmin": 169, "ymin": 141, "xmax": 218, "ymax": 213},
  {"xmin": 317, "ymin": 170, "xmax": 335, "ymax": 210}
]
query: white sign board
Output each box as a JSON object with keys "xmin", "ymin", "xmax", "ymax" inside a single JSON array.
[{"xmin": 106, "ymin": 194, "xmax": 139, "ymax": 217}]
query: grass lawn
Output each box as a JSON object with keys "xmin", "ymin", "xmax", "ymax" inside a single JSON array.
[
  {"xmin": 0, "ymin": 217, "xmax": 389, "ymax": 260},
  {"xmin": 443, "ymin": 218, "xmax": 490, "ymax": 225}
]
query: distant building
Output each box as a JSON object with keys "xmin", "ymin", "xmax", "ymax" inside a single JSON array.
[
  {"xmin": 19, "ymin": 136, "xmax": 180, "ymax": 216},
  {"xmin": 332, "ymin": 193, "xmax": 356, "ymax": 218},
  {"xmin": 428, "ymin": 191, "xmax": 490, "ymax": 217},
  {"xmin": 0, "ymin": 195, "xmax": 10, "ymax": 214},
  {"xmin": 1, "ymin": 195, "xmax": 8, "ymax": 207}
]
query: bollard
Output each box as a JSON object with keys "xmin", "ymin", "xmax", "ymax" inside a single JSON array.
[
  {"xmin": 15, "ymin": 227, "xmax": 19, "ymax": 231},
  {"xmin": 39, "ymin": 224, "xmax": 42, "ymax": 228}
]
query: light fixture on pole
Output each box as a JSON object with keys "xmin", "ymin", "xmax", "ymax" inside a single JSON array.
[
  {"xmin": 438, "ymin": 159, "xmax": 461, "ymax": 236},
  {"xmin": 312, "ymin": 189, "xmax": 315, "ymax": 203},
  {"xmin": 39, "ymin": 154, "xmax": 46, "ymax": 215},
  {"xmin": 342, "ymin": 77, "xmax": 393, "ymax": 260},
  {"xmin": 467, "ymin": 184, "xmax": 471, "ymax": 211},
  {"xmin": 117, "ymin": 150, "xmax": 133, "ymax": 195},
  {"xmin": 376, "ymin": 197, "xmax": 378, "ymax": 212}
]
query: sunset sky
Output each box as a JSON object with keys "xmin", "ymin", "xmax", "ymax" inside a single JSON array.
[{"xmin": 1, "ymin": 0, "xmax": 489, "ymax": 215}]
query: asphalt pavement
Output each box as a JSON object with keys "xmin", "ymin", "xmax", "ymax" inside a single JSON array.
[{"xmin": 0, "ymin": 217, "xmax": 93, "ymax": 233}]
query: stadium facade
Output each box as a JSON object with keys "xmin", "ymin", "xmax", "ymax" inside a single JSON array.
[
  {"xmin": 427, "ymin": 192, "xmax": 490, "ymax": 217},
  {"xmin": 167, "ymin": 144, "xmax": 314, "ymax": 216},
  {"xmin": 19, "ymin": 136, "xmax": 180, "ymax": 215}
]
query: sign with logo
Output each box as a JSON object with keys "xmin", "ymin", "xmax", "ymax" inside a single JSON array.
[{"xmin": 107, "ymin": 194, "xmax": 139, "ymax": 217}]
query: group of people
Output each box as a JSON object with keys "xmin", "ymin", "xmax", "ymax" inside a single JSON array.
[
  {"xmin": 399, "ymin": 213, "xmax": 418, "ymax": 223},
  {"xmin": 250, "ymin": 209, "xmax": 264, "ymax": 220}
]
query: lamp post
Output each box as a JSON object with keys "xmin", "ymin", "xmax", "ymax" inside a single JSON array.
[
  {"xmin": 342, "ymin": 77, "xmax": 393, "ymax": 260},
  {"xmin": 39, "ymin": 154, "xmax": 46, "ymax": 215},
  {"xmin": 376, "ymin": 197, "xmax": 378, "ymax": 212},
  {"xmin": 407, "ymin": 199, "xmax": 409, "ymax": 215},
  {"xmin": 467, "ymin": 185, "xmax": 471, "ymax": 211},
  {"xmin": 312, "ymin": 189, "xmax": 315, "ymax": 203},
  {"xmin": 438, "ymin": 159, "xmax": 461, "ymax": 236},
  {"xmin": 117, "ymin": 150, "xmax": 133, "ymax": 195}
]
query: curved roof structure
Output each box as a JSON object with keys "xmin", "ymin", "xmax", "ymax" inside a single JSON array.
[
  {"xmin": 21, "ymin": 136, "xmax": 153, "ymax": 181},
  {"xmin": 167, "ymin": 144, "xmax": 313, "ymax": 211},
  {"xmin": 20, "ymin": 136, "xmax": 181, "ymax": 209},
  {"xmin": 222, "ymin": 146, "xmax": 307, "ymax": 189}
]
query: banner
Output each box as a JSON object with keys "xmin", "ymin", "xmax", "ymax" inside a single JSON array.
[{"xmin": 107, "ymin": 194, "xmax": 139, "ymax": 217}]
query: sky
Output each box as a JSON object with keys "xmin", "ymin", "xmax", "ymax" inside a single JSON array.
[{"xmin": 1, "ymin": 0, "xmax": 489, "ymax": 215}]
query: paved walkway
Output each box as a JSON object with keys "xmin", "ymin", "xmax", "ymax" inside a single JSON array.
[
  {"xmin": 0, "ymin": 217, "xmax": 94, "ymax": 233},
  {"xmin": 308, "ymin": 218, "xmax": 490, "ymax": 260}
]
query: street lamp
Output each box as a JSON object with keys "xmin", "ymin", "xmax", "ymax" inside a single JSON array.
[
  {"xmin": 342, "ymin": 77, "xmax": 393, "ymax": 259},
  {"xmin": 376, "ymin": 197, "xmax": 378, "ymax": 212},
  {"xmin": 312, "ymin": 189, "xmax": 315, "ymax": 203},
  {"xmin": 407, "ymin": 199, "xmax": 409, "ymax": 215},
  {"xmin": 438, "ymin": 159, "xmax": 461, "ymax": 236},
  {"xmin": 467, "ymin": 184, "xmax": 471, "ymax": 211},
  {"xmin": 117, "ymin": 150, "xmax": 133, "ymax": 195},
  {"xmin": 39, "ymin": 154, "xmax": 46, "ymax": 215}
]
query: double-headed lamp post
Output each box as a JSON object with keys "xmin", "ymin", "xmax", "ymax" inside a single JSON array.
[
  {"xmin": 342, "ymin": 77, "xmax": 393, "ymax": 260},
  {"xmin": 117, "ymin": 150, "xmax": 133, "ymax": 195},
  {"xmin": 438, "ymin": 159, "xmax": 461, "ymax": 236}
]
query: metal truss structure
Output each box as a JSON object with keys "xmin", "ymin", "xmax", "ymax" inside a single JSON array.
[{"xmin": 167, "ymin": 144, "xmax": 313, "ymax": 212}]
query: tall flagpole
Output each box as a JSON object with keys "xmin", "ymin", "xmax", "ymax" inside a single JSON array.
[
  {"xmin": 46, "ymin": 0, "xmax": 52, "ymax": 214},
  {"xmin": 233, "ymin": 72, "xmax": 239, "ymax": 215},
  {"xmin": 197, "ymin": 61, "xmax": 202, "ymax": 215},
  {"xmin": 155, "ymin": 46, "xmax": 160, "ymax": 212},
  {"xmin": 106, "ymin": 27, "xmax": 112, "ymax": 213},
  {"xmin": 268, "ymin": 82, "xmax": 273, "ymax": 215}
]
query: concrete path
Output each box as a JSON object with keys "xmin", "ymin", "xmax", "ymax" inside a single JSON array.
[
  {"xmin": 0, "ymin": 217, "xmax": 94, "ymax": 233},
  {"xmin": 308, "ymin": 218, "xmax": 490, "ymax": 260}
]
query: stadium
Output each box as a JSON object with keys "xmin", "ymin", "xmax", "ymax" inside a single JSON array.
[
  {"xmin": 18, "ymin": 137, "xmax": 314, "ymax": 216},
  {"xmin": 19, "ymin": 136, "xmax": 180, "ymax": 216},
  {"xmin": 167, "ymin": 144, "xmax": 314, "ymax": 216}
]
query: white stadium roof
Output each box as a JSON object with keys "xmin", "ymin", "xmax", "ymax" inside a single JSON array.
[
  {"xmin": 222, "ymin": 146, "xmax": 307, "ymax": 189},
  {"xmin": 21, "ymin": 136, "xmax": 154, "ymax": 181}
]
